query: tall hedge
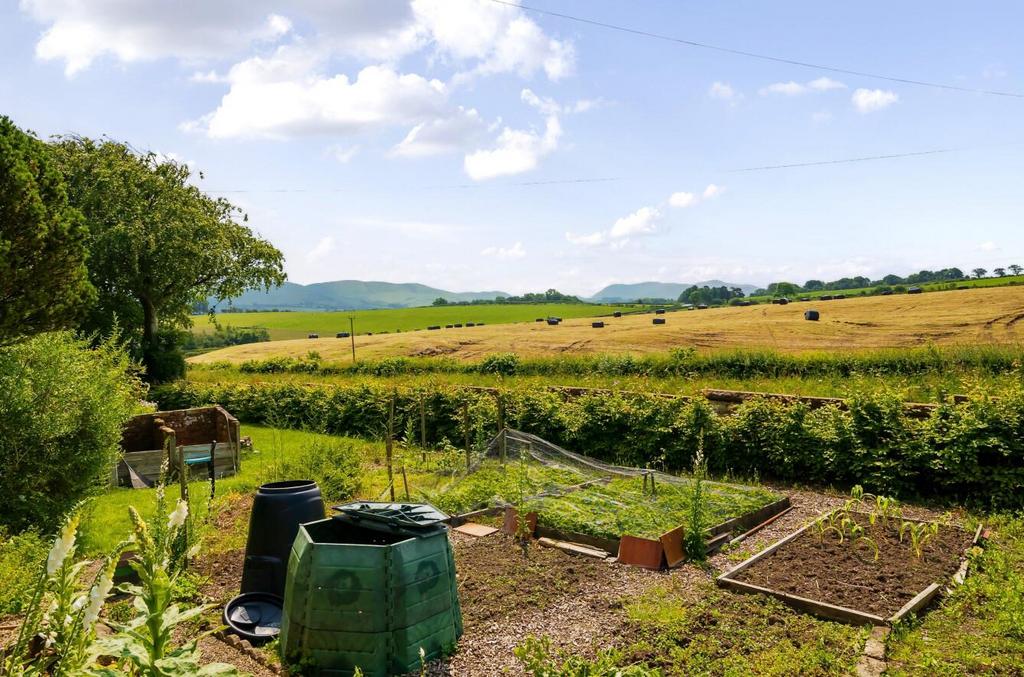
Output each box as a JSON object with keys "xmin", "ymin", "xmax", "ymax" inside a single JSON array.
[
  {"xmin": 0, "ymin": 332, "xmax": 143, "ymax": 532},
  {"xmin": 153, "ymin": 380, "xmax": 1024, "ymax": 508}
]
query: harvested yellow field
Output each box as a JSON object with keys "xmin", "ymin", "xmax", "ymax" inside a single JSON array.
[{"xmin": 191, "ymin": 285, "xmax": 1024, "ymax": 364}]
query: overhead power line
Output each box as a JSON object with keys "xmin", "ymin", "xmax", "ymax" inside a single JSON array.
[
  {"xmin": 727, "ymin": 147, "xmax": 959, "ymax": 172},
  {"xmin": 492, "ymin": 0, "xmax": 1024, "ymax": 99},
  {"xmin": 206, "ymin": 176, "xmax": 622, "ymax": 194}
]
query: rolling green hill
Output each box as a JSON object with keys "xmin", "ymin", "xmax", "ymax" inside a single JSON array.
[{"xmin": 218, "ymin": 280, "xmax": 508, "ymax": 311}]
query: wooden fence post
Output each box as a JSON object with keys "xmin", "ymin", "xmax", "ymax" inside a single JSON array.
[
  {"xmin": 420, "ymin": 396, "xmax": 427, "ymax": 462},
  {"xmin": 497, "ymin": 393, "xmax": 506, "ymax": 464},
  {"xmin": 463, "ymin": 400, "xmax": 471, "ymax": 471},
  {"xmin": 386, "ymin": 391, "xmax": 396, "ymax": 502}
]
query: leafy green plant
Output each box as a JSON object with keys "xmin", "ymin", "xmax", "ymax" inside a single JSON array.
[
  {"xmin": 899, "ymin": 520, "xmax": 940, "ymax": 558},
  {"xmin": 683, "ymin": 440, "xmax": 710, "ymax": 562},
  {"xmin": 0, "ymin": 529, "xmax": 48, "ymax": 615},
  {"xmin": 90, "ymin": 485, "xmax": 237, "ymax": 675},
  {"xmin": 514, "ymin": 635, "xmax": 654, "ymax": 676}
]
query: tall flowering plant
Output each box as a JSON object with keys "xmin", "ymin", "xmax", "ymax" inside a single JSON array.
[
  {"xmin": 0, "ymin": 509, "xmax": 128, "ymax": 675},
  {"xmin": 88, "ymin": 482, "xmax": 236, "ymax": 676}
]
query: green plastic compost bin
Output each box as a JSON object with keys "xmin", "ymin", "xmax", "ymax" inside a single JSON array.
[{"xmin": 280, "ymin": 502, "xmax": 462, "ymax": 676}]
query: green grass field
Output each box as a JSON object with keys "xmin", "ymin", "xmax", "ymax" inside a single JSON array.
[{"xmin": 193, "ymin": 303, "xmax": 644, "ymax": 340}]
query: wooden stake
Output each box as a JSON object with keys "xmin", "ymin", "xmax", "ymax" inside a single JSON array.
[
  {"xmin": 401, "ymin": 465, "xmax": 410, "ymax": 500},
  {"xmin": 463, "ymin": 400, "xmax": 471, "ymax": 471},
  {"xmin": 497, "ymin": 393, "xmax": 506, "ymax": 463},
  {"xmin": 386, "ymin": 391, "xmax": 396, "ymax": 501},
  {"xmin": 419, "ymin": 396, "xmax": 427, "ymax": 462}
]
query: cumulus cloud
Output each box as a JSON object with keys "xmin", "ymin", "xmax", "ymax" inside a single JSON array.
[
  {"xmin": 565, "ymin": 231, "xmax": 607, "ymax": 247},
  {"xmin": 22, "ymin": 1, "xmax": 572, "ymax": 79},
  {"xmin": 760, "ymin": 77, "xmax": 846, "ymax": 96},
  {"xmin": 463, "ymin": 115, "xmax": 561, "ymax": 181},
  {"xmin": 186, "ymin": 57, "xmax": 448, "ymax": 139},
  {"xmin": 709, "ymin": 81, "xmax": 740, "ymax": 102},
  {"xmin": 851, "ymin": 88, "xmax": 899, "ymax": 113},
  {"xmin": 481, "ymin": 242, "xmax": 526, "ymax": 259},
  {"xmin": 702, "ymin": 184, "xmax": 725, "ymax": 199},
  {"xmin": 610, "ymin": 206, "xmax": 662, "ymax": 238},
  {"xmin": 977, "ymin": 241, "xmax": 998, "ymax": 252},
  {"xmin": 668, "ymin": 191, "xmax": 698, "ymax": 208},
  {"xmin": 392, "ymin": 107, "xmax": 486, "ymax": 157}
]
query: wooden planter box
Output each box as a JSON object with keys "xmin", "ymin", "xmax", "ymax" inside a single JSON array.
[
  {"xmin": 116, "ymin": 405, "xmax": 241, "ymax": 487},
  {"xmin": 717, "ymin": 514, "xmax": 983, "ymax": 625}
]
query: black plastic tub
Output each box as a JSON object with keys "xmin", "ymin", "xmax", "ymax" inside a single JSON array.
[
  {"xmin": 224, "ymin": 592, "xmax": 284, "ymax": 645},
  {"xmin": 240, "ymin": 480, "xmax": 324, "ymax": 598}
]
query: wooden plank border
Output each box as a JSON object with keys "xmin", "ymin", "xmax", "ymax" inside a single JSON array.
[{"xmin": 718, "ymin": 511, "xmax": 984, "ymax": 626}]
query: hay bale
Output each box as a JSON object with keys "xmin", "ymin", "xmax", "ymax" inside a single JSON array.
[
  {"xmin": 653, "ymin": 318, "xmax": 666, "ymax": 325},
  {"xmin": 592, "ymin": 321, "xmax": 604, "ymax": 328},
  {"xmin": 908, "ymin": 286, "xmax": 923, "ymax": 294},
  {"xmin": 834, "ymin": 294, "xmax": 846, "ymax": 300},
  {"xmin": 821, "ymin": 295, "xmax": 833, "ymax": 301},
  {"xmin": 546, "ymin": 319, "xmax": 559, "ymax": 326},
  {"xmin": 336, "ymin": 332, "xmax": 350, "ymax": 338},
  {"xmin": 535, "ymin": 318, "xmax": 544, "ymax": 322},
  {"xmin": 466, "ymin": 322, "xmax": 475, "ymax": 327},
  {"xmin": 445, "ymin": 324, "xmax": 454, "ymax": 329},
  {"xmin": 655, "ymin": 309, "xmax": 666, "ymax": 314},
  {"xmin": 613, "ymin": 311, "xmax": 622, "ymax": 318},
  {"xmin": 804, "ymin": 310, "xmax": 820, "ymax": 321},
  {"xmin": 427, "ymin": 325, "xmax": 441, "ymax": 330},
  {"xmin": 307, "ymin": 333, "xmax": 319, "ymax": 339},
  {"xmin": 697, "ymin": 304, "xmax": 708, "ymax": 310},
  {"xmin": 453, "ymin": 323, "xmax": 463, "ymax": 328}
]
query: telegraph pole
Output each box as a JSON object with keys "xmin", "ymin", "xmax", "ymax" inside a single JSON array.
[{"xmin": 349, "ymin": 316, "xmax": 356, "ymax": 362}]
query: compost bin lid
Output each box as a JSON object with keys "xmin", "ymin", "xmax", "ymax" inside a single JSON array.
[
  {"xmin": 223, "ymin": 592, "xmax": 282, "ymax": 645},
  {"xmin": 331, "ymin": 502, "xmax": 449, "ymax": 529}
]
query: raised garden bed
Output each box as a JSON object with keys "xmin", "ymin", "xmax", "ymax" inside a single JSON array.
[{"xmin": 718, "ymin": 509, "xmax": 982, "ymax": 625}]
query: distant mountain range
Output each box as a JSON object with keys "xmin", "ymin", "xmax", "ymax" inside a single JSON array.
[
  {"xmin": 218, "ymin": 281, "xmax": 508, "ymax": 311},
  {"xmin": 588, "ymin": 280, "xmax": 760, "ymax": 302},
  {"xmin": 217, "ymin": 278, "xmax": 760, "ymax": 311}
]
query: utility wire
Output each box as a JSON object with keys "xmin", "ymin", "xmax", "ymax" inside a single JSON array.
[
  {"xmin": 727, "ymin": 147, "xmax": 959, "ymax": 172},
  {"xmin": 492, "ymin": 0, "xmax": 1024, "ymax": 99},
  {"xmin": 206, "ymin": 176, "xmax": 621, "ymax": 194}
]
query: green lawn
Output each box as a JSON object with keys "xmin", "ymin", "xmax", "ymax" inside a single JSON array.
[{"xmin": 191, "ymin": 303, "xmax": 644, "ymax": 340}]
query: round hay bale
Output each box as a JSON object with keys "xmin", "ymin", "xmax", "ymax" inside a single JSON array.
[
  {"xmin": 652, "ymin": 318, "xmax": 666, "ymax": 325},
  {"xmin": 804, "ymin": 310, "xmax": 820, "ymax": 321},
  {"xmin": 445, "ymin": 324, "xmax": 454, "ymax": 329},
  {"xmin": 880, "ymin": 290, "xmax": 893, "ymax": 296},
  {"xmin": 466, "ymin": 322, "xmax": 475, "ymax": 327},
  {"xmin": 834, "ymin": 294, "xmax": 846, "ymax": 300},
  {"xmin": 655, "ymin": 309, "xmax": 666, "ymax": 314},
  {"xmin": 336, "ymin": 332, "xmax": 350, "ymax": 338},
  {"xmin": 546, "ymin": 319, "xmax": 559, "ymax": 326},
  {"xmin": 820, "ymin": 295, "xmax": 833, "ymax": 301},
  {"xmin": 307, "ymin": 333, "xmax": 319, "ymax": 339},
  {"xmin": 908, "ymin": 286, "xmax": 923, "ymax": 294},
  {"xmin": 453, "ymin": 323, "xmax": 463, "ymax": 328},
  {"xmin": 697, "ymin": 304, "xmax": 708, "ymax": 310},
  {"xmin": 592, "ymin": 321, "xmax": 605, "ymax": 328},
  {"xmin": 535, "ymin": 318, "xmax": 544, "ymax": 322},
  {"xmin": 613, "ymin": 311, "xmax": 622, "ymax": 318},
  {"xmin": 427, "ymin": 325, "xmax": 440, "ymax": 330}
]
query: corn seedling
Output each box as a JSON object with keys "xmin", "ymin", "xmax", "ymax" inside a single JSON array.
[{"xmin": 900, "ymin": 520, "xmax": 940, "ymax": 558}]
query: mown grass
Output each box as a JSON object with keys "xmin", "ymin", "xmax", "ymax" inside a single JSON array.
[{"xmin": 194, "ymin": 303, "xmax": 643, "ymax": 341}]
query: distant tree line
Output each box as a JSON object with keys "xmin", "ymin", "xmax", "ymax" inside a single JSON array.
[
  {"xmin": 433, "ymin": 288, "xmax": 582, "ymax": 306},
  {"xmin": 752, "ymin": 265, "xmax": 1021, "ymax": 297},
  {"xmin": 678, "ymin": 285, "xmax": 746, "ymax": 306}
]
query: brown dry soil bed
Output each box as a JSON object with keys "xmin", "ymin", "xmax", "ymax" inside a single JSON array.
[{"xmin": 733, "ymin": 520, "xmax": 973, "ymax": 617}]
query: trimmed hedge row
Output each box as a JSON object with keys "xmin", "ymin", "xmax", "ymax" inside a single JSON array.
[{"xmin": 154, "ymin": 381, "xmax": 1024, "ymax": 508}]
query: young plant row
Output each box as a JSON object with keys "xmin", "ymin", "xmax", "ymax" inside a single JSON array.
[{"xmin": 155, "ymin": 379, "xmax": 1024, "ymax": 508}]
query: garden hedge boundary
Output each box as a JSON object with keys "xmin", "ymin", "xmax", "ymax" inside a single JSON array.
[{"xmin": 153, "ymin": 381, "xmax": 1024, "ymax": 509}]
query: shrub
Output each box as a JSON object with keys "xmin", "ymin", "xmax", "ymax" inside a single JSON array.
[
  {"xmin": 0, "ymin": 529, "xmax": 48, "ymax": 615},
  {"xmin": 0, "ymin": 332, "xmax": 143, "ymax": 532},
  {"xmin": 266, "ymin": 438, "xmax": 363, "ymax": 501},
  {"xmin": 479, "ymin": 352, "xmax": 520, "ymax": 376}
]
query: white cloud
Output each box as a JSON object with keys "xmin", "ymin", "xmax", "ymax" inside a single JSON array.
[
  {"xmin": 565, "ymin": 231, "xmax": 607, "ymax": 247},
  {"xmin": 977, "ymin": 241, "xmax": 998, "ymax": 252},
  {"xmin": 392, "ymin": 107, "xmax": 485, "ymax": 157},
  {"xmin": 191, "ymin": 60, "xmax": 448, "ymax": 139},
  {"xmin": 851, "ymin": 88, "xmax": 899, "ymax": 113},
  {"xmin": 328, "ymin": 144, "xmax": 359, "ymax": 163},
  {"xmin": 760, "ymin": 81, "xmax": 806, "ymax": 96},
  {"xmin": 306, "ymin": 236, "xmax": 335, "ymax": 263},
  {"xmin": 190, "ymin": 69, "xmax": 226, "ymax": 84},
  {"xmin": 702, "ymin": 184, "xmax": 725, "ymax": 199},
  {"xmin": 709, "ymin": 81, "xmax": 740, "ymax": 101},
  {"xmin": 760, "ymin": 77, "xmax": 846, "ymax": 96},
  {"xmin": 610, "ymin": 206, "xmax": 662, "ymax": 238},
  {"xmin": 668, "ymin": 191, "xmax": 698, "ymax": 208},
  {"xmin": 463, "ymin": 115, "xmax": 561, "ymax": 181},
  {"xmin": 481, "ymin": 242, "xmax": 526, "ymax": 259},
  {"xmin": 808, "ymin": 76, "xmax": 846, "ymax": 91}
]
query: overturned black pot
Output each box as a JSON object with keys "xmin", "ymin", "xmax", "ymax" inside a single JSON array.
[{"xmin": 240, "ymin": 480, "xmax": 325, "ymax": 598}]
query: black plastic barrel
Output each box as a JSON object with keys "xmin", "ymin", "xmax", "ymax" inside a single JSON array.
[{"xmin": 241, "ymin": 480, "xmax": 325, "ymax": 598}]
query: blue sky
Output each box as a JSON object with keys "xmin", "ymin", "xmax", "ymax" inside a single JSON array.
[{"xmin": 3, "ymin": 1, "xmax": 1021, "ymax": 295}]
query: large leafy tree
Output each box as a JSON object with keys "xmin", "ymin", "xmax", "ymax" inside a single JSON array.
[
  {"xmin": 51, "ymin": 137, "xmax": 285, "ymax": 379},
  {"xmin": 0, "ymin": 116, "xmax": 94, "ymax": 345}
]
